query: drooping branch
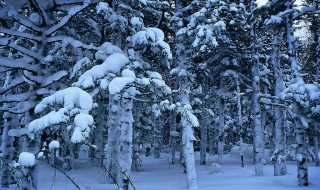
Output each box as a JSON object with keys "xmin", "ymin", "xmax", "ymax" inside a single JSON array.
[{"xmin": 39, "ymin": 160, "xmax": 81, "ymax": 190}]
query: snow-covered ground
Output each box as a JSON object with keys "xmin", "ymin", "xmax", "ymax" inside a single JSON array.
[{"xmin": 10, "ymin": 153, "xmax": 319, "ymax": 190}]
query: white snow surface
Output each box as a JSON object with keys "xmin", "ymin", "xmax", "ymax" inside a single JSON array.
[
  {"xmin": 18, "ymin": 152, "xmax": 35, "ymax": 167},
  {"xmin": 12, "ymin": 153, "xmax": 320, "ymax": 190}
]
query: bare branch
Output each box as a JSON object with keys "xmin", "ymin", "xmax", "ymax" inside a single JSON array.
[{"xmin": 39, "ymin": 160, "xmax": 81, "ymax": 190}]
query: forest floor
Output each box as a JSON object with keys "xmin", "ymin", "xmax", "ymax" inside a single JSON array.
[{"xmin": 9, "ymin": 153, "xmax": 320, "ymax": 190}]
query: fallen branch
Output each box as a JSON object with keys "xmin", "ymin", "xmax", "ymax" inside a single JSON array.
[{"xmin": 39, "ymin": 160, "xmax": 81, "ymax": 190}]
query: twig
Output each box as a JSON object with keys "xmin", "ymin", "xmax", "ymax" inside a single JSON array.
[
  {"xmin": 39, "ymin": 160, "xmax": 81, "ymax": 190},
  {"xmin": 115, "ymin": 161, "xmax": 137, "ymax": 190},
  {"xmin": 98, "ymin": 162, "xmax": 120, "ymax": 189}
]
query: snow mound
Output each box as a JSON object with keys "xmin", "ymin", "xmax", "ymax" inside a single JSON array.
[
  {"xmin": 35, "ymin": 87, "xmax": 93, "ymax": 113},
  {"xmin": 19, "ymin": 152, "xmax": 35, "ymax": 167},
  {"xmin": 75, "ymin": 53, "xmax": 130, "ymax": 88},
  {"xmin": 49, "ymin": 140, "xmax": 60, "ymax": 150},
  {"xmin": 95, "ymin": 42, "xmax": 123, "ymax": 61},
  {"xmin": 29, "ymin": 108, "xmax": 69, "ymax": 132},
  {"xmin": 71, "ymin": 113, "xmax": 94, "ymax": 143},
  {"xmin": 209, "ymin": 163, "xmax": 221, "ymax": 174},
  {"xmin": 109, "ymin": 77, "xmax": 135, "ymax": 95}
]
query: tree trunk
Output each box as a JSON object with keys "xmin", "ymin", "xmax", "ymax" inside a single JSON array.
[
  {"xmin": 1, "ymin": 110, "xmax": 16, "ymax": 188},
  {"xmin": 200, "ymin": 118, "xmax": 207, "ymax": 165},
  {"xmin": 218, "ymin": 79, "xmax": 225, "ymax": 165},
  {"xmin": 153, "ymin": 117, "xmax": 161, "ymax": 159},
  {"xmin": 236, "ymin": 77, "xmax": 244, "ymax": 168},
  {"xmin": 285, "ymin": 0, "xmax": 308, "ymax": 185},
  {"xmin": 119, "ymin": 92, "xmax": 134, "ymax": 190},
  {"xmin": 132, "ymin": 102, "xmax": 142, "ymax": 171},
  {"xmin": 180, "ymin": 79, "xmax": 198, "ymax": 189},
  {"xmin": 92, "ymin": 106, "xmax": 106, "ymax": 167},
  {"xmin": 21, "ymin": 137, "xmax": 40, "ymax": 190},
  {"xmin": 314, "ymin": 133, "xmax": 319, "ymax": 166},
  {"xmin": 170, "ymin": 113, "xmax": 177, "ymax": 164},
  {"xmin": 105, "ymin": 94, "xmax": 121, "ymax": 184},
  {"xmin": 272, "ymin": 33, "xmax": 287, "ymax": 176},
  {"xmin": 251, "ymin": 0, "xmax": 264, "ymax": 176}
]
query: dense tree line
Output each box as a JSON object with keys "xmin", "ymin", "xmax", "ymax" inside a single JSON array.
[{"xmin": 0, "ymin": 0, "xmax": 319, "ymax": 189}]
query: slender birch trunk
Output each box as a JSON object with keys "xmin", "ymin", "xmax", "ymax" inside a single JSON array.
[
  {"xmin": 180, "ymin": 78, "xmax": 198, "ymax": 189},
  {"xmin": 250, "ymin": 0, "xmax": 264, "ymax": 176},
  {"xmin": 119, "ymin": 92, "xmax": 134, "ymax": 190},
  {"xmin": 272, "ymin": 33, "xmax": 287, "ymax": 176},
  {"xmin": 106, "ymin": 94, "xmax": 121, "ymax": 184},
  {"xmin": 236, "ymin": 77, "xmax": 244, "ymax": 168}
]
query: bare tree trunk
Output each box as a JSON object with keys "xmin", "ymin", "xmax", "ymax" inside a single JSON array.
[
  {"xmin": 236, "ymin": 77, "xmax": 244, "ymax": 168},
  {"xmin": 272, "ymin": 33, "xmax": 287, "ymax": 176},
  {"xmin": 200, "ymin": 118, "xmax": 207, "ymax": 165},
  {"xmin": 180, "ymin": 78, "xmax": 198, "ymax": 189},
  {"xmin": 119, "ymin": 92, "xmax": 134, "ymax": 190},
  {"xmin": 218, "ymin": 78, "xmax": 225, "ymax": 165},
  {"xmin": 250, "ymin": 0, "xmax": 264, "ymax": 176},
  {"xmin": 106, "ymin": 94, "xmax": 121, "ymax": 184}
]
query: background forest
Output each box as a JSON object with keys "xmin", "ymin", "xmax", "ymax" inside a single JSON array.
[{"xmin": 0, "ymin": 0, "xmax": 319, "ymax": 190}]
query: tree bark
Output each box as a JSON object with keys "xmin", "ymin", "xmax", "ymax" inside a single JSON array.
[
  {"xmin": 119, "ymin": 92, "xmax": 134, "ymax": 190},
  {"xmin": 251, "ymin": 0, "xmax": 264, "ymax": 176},
  {"xmin": 218, "ymin": 78, "xmax": 225, "ymax": 165},
  {"xmin": 272, "ymin": 33, "xmax": 287, "ymax": 176},
  {"xmin": 106, "ymin": 94, "xmax": 121, "ymax": 184},
  {"xmin": 1, "ymin": 110, "xmax": 16, "ymax": 188}
]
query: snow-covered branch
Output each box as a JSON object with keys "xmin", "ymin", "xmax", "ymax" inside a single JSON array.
[
  {"xmin": 8, "ymin": 41, "xmax": 43, "ymax": 61},
  {"xmin": 0, "ymin": 27, "xmax": 42, "ymax": 41},
  {"xmin": 47, "ymin": 36, "xmax": 98, "ymax": 50},
  {"xmin": 45, "ymin": 1, "xmax": 91, "ymax": 36}
]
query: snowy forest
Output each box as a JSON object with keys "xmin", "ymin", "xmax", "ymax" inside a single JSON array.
[{"xmin": 0, "ymin": 0, "xmax": 319, "ymax": 189}]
